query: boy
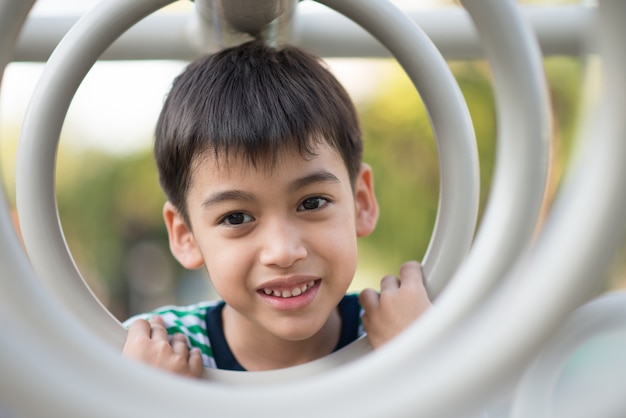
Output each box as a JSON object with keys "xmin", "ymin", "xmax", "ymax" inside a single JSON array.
[{"xmin": 123, "ymin": 41, "xmax": 431, "ymax": 377}]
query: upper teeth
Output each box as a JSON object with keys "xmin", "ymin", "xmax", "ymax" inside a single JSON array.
[{"xmin": 263, "ymin": 281, "xmax": 315, "ymax": 298}]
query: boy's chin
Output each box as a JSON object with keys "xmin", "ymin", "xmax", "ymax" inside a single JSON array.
[{"xmin": 266, "ymin": 321, "xmax": 327, "ymax": 343}]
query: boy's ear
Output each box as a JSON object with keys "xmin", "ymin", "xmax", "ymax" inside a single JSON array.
[
  {"xmin": 354, "ymin": 163, "xmax": 379, "ymax": 237},
  {"xmin": 163, "ymin": 201, "xmax": 204, "ymax": 269}
]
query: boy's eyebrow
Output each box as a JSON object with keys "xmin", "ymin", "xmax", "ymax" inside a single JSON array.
[
  {"xmin": 201, "ymin": 171, "xmax": 341, "ymax": 209},
  {"xmin": 201, "ymin": 190, "xmax": 254, "ymax": 209},
  {"xmin": 288, "ymin": 170, "xmax": 341, "ymax": 192}
]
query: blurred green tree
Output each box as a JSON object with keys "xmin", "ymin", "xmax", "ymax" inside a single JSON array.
[
  {"xmin": 56, "ymin": 150, "xmax": 179, "ymax": 319},
  {"xmin": 353, "ymin": 60, "xmax": 497, "ymax": 288},
  {"xmin": 40, "ymin": 56, "xmax": 622, "ymax": 319}
]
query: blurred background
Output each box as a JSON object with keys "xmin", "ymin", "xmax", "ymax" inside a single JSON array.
[{"xmin": 2, "ymin": 0, "xmax": 623, "ymax": 322}]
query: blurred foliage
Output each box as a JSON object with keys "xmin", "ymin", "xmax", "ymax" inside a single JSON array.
[
  {"xmin": 4, "ymin": 56, "xmax": 625, "ymax": 320},
  {"xmin": 54, "ymin": 149, "xmax": 177, "ymax": 318},
  {"xmin": 354, "ymin": 60, "xmax": 498, "ymax": 287},
  {"xmin": 354, "ymin": 57, "xmax": 594, "ymax": 289}
]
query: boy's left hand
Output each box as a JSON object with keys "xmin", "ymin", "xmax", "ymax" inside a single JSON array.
[{"xmin": 359, "ymin": 260, "xmax": 431, "ymax": 349}]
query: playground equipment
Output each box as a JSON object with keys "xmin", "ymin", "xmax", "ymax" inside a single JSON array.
[{"xmin": 1, "ymin": 0, "xmax": 625, "ymax": 416}]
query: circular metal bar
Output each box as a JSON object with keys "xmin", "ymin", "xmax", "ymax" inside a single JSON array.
[
  {"xmin": 14, "ymin": 0, "xmax": 480, "ymax": 379},
  {"xmin": 511, "ymin": 292, "xmax": 626, "ymax": 417}
]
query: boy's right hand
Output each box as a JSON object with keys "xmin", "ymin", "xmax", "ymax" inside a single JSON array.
[{"xmin": 123, "ymin": 316, "xmax": 203, "ymax": 378}]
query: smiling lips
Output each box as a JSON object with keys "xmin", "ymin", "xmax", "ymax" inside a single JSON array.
[{"xmin": 261, "ymin": 280, "xmax": 317, "ymax": 299}]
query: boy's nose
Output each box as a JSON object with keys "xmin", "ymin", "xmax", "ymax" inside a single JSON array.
[{"xmin": 258, "ymin": 221, "xmax": 307, "ymax": 268}]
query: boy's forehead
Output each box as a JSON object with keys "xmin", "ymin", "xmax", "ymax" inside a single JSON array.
[{"xmin": 190, "ymin": 142, "xmax": 343, "ymax": 178}]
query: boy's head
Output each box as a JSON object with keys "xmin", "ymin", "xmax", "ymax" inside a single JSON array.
[
  {"xmin": 155, "ymin": 40, "xmax": 363, "ymax": 225},
  {"xmin": 156, "ymin": 41, "xmax": 379, "ymax": 348}
]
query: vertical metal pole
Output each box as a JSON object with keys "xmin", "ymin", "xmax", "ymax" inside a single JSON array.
[{"xmin": 189, "ymin": 0, "xmax": 297, "ymax": 52}]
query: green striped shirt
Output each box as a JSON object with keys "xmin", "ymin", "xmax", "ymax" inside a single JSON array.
[{"xmin": 124, "ymin": 294, "xmax": 365, "ymax": 369}]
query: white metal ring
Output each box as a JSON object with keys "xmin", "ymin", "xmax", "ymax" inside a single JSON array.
[{"xmin": 14, "ymin": 0, "xmax": 480, "ymax": 381}]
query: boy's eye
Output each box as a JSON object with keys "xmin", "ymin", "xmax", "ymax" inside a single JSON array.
[
  {"xmin": 221, "ymin": 212, "xmax": 254, "ymax": 225},
  {"xmin": 298, "ymin": 197, "xmax": 328, "ymax": 211}
]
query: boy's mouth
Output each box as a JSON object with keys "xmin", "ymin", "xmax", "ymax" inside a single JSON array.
[{"xmin": 260, "ymin": 280, "xmax": 317, "ymax": 299}]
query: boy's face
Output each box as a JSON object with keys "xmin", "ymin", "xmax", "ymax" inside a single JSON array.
[{"xmin": 163, "ymin": 142, "xmax": 378, "ymax": 344}]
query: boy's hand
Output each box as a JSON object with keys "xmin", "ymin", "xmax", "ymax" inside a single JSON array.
[
  {"xmin": 123, "ymin": 316, "xmax": 203, "ymax": 378},
  {"xmin": 359, "ymin": 261, "xmax": 431, "ymax": 349}
]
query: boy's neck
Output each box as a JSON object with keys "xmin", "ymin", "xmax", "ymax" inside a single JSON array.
[{"xmin": 222, "ymin": 304, "xmax": 342, "ymax": 371}]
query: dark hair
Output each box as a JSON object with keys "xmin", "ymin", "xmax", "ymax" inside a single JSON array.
[{"xmin": 154, "ymin": 41, "xmax": 362, "ymax": 225}]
